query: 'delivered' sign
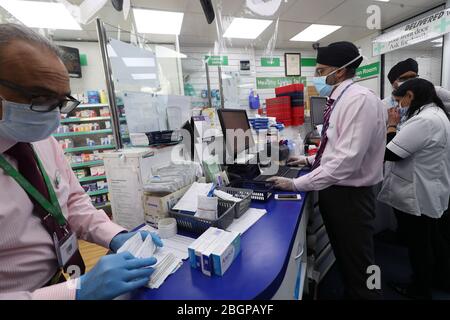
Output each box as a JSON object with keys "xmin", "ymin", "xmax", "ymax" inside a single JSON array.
[{"xmin": 372, "ymin": 8, "xmax": 450, "ymax": 56}]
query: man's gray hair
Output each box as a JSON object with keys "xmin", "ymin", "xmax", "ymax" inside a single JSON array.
[{"xmin": 0, "ymin": 23, "xmax": 61, "ymax": 58}]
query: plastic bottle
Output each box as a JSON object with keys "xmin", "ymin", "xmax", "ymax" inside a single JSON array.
[{"xmin": 294, "ymin": 133, "xmax": 304, "ymax": 156}]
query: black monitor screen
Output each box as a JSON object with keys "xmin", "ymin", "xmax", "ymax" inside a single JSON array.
[
  {"xmin": 217, "ymin": 109, "xmax": 254, "ymax": 159},
  {"xmin": 310, "ymin": 96, "xmax": 328, "ymax": 126},
  {"xmin": 58, "ymin": 45, "xmax": 82, "ymax": 78}
]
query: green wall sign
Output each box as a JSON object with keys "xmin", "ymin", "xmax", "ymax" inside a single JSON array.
[
  {"xmin": 205, "ymin": 55, "xmax": 229, "ymax": 66},
  {"xmin": 356, "ymin": 61, "xmax": 380, "ymax": 79},
  {"xmin": 80, "ymin": 53, "xmax": 88, "ymax": 66},
  {"xmin": 256, "ymin": 76, "xmax": 307, "ymax": 90},
  {"xmin": 261, "ymin": 57, "xmax": 280, "ymax": 67},
  {"xmin": 301, "ymin": 58, "xmax": 316, "ymax": 67}
]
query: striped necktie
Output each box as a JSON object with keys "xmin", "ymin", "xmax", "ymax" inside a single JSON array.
[{"xmin": 311, "ymin": 98, "xmax": 335, "ymax": 170}]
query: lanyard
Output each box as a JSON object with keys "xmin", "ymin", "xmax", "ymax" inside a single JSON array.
[
  {"xmin": 329, "ymin": 82, "xmax": 355, "ymax": 113},
  {"xmin": 0, "ymin": 151, "xmax": 66, "ymax": 226}
]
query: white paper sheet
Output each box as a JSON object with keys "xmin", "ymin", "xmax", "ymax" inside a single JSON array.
[
  {"xmin": 172, "ymin": 182, "xmax": 213, "ymax": 213},
  {"xmin": 226, "ymin": 208, "xmax": 267, "ymax": 234},
  {"xmin": 139, "ymin": 225, "xmax": 195, "ymax": 260}
]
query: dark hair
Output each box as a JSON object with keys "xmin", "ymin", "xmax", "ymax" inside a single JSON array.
[
  {"xmin": 392, "ymin": 78, "xmax": 449, "ymax": 120},
  {"xmin": 346, "ymin": 67, "xmax": 357, "ymax": 79}
]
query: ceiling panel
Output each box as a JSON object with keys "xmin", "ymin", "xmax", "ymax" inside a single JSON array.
[{"xmin": 280, "ymin": 0, "xmax": 346, "ymax": 23}]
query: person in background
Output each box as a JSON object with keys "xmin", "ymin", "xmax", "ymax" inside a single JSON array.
[
  {"xmin": 378, "ymin": 78, "xmax": 450, "ymax": 299},
  {"xmin": 269, "ymin": 42, "xmax": 386, "ymax": 299},
  {"xmin": 383, "ymin": 58, "xmax": 450, "ymax": 121},
  {"xmin": 0, "ymin": 23, "xmax": 162, "ymax": 300}
]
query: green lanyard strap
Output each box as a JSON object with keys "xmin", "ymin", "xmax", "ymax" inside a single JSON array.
[{"xmin": 0, "ymin": 152, "xmax": 66, "ymax": 226}]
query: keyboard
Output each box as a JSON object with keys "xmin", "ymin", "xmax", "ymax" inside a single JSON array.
[{"xmin": 254, "ymin": 166, "xmax": 301, "ymax": 181}]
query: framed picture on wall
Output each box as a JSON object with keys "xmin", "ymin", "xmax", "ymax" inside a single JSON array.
[{"xmin": 284, "ymin": 53, "xmax": 301, "ymax": 77}]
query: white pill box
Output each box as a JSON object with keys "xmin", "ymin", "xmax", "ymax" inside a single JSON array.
[
  {"xmin": 210, "ymin": 230, "xmax": 241, "ymax": 276},
  {"xmin": 188, "ymin": 227, "xmax": 225, "ymax": 269},
  {"xmin": 188, "ymin": 227, "xmax": 241, "ymax": 277}
]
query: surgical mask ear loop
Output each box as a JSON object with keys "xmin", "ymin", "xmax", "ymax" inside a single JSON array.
[{"xmin": 325, "ymin": 54, "xmax": 364, "ymax": 85}]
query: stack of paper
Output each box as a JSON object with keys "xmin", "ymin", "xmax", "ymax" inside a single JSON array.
[
  {"xmin": 226, "ymin": 208, "xmax": 267, "ymax": 234},
  {"xmin": 172, "ymin": 182, "xmax": 213, "ymax": 213},
  {"xmin": 140, "ymin": 225, "xmax": 195, "ymax": 260},
  {"xmin": 117, "ymin": 233, "xmax": 182, "ymax": 289}
]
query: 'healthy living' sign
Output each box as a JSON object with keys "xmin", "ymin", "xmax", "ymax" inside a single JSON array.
[{"xmin": 372, "ymin": 8, "xmax": 450, "ymax": 56}]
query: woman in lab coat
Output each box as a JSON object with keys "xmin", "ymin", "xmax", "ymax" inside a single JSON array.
[{"xmin": 378, "ymin": 78, "xmax": 450, "ymax": 299}]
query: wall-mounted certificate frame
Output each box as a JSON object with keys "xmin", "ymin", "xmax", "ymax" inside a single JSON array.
[{"xmin": 284, "ymin": 53, "xmax": 301, "ymax": 77}]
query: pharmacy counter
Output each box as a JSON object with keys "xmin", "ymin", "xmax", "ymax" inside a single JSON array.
[{"xmin": 132, "ymin": 173, "xmax": 311, "ymax": 300}]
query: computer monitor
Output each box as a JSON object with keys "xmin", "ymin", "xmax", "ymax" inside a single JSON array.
[
  {"xmin": 310, "ymin": 96, "xmax": 328, "ymax": 127},
  {"xmin": 217, "ymin": 109, "xmax": 255, "ymax": 160}
]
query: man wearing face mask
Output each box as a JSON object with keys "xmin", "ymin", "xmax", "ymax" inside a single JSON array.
[
  {"xmin": 269, "ymin": 41, "xmax": 386, "ymax": 299},
  {"xmin": 383, "ymin": 58, "xmax": 450, "ymax": 124},
  {"xmin": 0, "ymin": 23, "xmax": 163, "ymax": 300}
]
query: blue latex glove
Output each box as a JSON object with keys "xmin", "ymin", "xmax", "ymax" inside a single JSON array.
[
  {"xmin": 76, "ymin": 251, "xmax": 157, "ymax": 300},
  {"xmin": 109, "ymin": 231, "xmax": 163, "ymax": 253}
]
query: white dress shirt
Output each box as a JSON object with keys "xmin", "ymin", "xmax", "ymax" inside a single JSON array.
[{"xmin": 294, "ymin": 79, "xmax": 386, "ymax": 191}]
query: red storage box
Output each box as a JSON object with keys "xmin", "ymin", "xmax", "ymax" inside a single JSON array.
[
  {"xmin": 275, "ymin": 83, "xmax": 304, "ymax": 96},
  {"xmin": 292, "ymin": 106, "xmax": 305, "ymax": 126},
  {"xmin": 266, "ymin": 96, "xmax": 291, "ymax": 121}
]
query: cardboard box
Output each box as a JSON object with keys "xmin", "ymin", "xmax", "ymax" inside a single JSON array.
[{"xmin": 143, "ymin": 184, "xmax": 191, "ymax": 227}]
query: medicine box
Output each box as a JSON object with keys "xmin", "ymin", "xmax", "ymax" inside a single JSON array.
[
  {"xmin": 210, "ymin": 230, "xmax": 241, "ymax": 276},
  {"xmin": 188, "ymin": 227, "xmax": 223, "ymax": 269},
  {"xmin": 143, "ymin": 184, "xmax": 191, "ymax": 228}
]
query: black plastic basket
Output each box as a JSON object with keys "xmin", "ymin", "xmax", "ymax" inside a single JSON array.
[
  {"xmin": 216, "ymin": 187, "xmax": 253, "ymax": 218},
  {"xmin": 169, "ymin": 199, "xmax": 235, "ymax": 235},
  {"xmin": 229, "ymin": 180, "xmax": 274, "ymax": 202}
]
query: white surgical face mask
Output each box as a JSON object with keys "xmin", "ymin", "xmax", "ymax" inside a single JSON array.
[
  {"xmin": 313, "ymin": 54, "xmax": 363, "ymax": 97},
  {"xmin": 0, "ymin": 98, "xmax": 60, "ymax": 142}
]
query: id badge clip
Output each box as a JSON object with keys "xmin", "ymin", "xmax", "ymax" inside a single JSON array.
[{"xmin": 53, "ymin": 230, "xmax": 78, "ymax": 268}]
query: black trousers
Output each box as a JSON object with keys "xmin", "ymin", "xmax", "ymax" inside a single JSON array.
[
  {"xmin": 319, "ymin": 185, "xmax": 382, "ymax": 300},
  {"xmin": 394, "ymin": 209, "xmax": 450, "ymax": 297}
]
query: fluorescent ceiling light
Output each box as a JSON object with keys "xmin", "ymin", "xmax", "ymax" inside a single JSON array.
[
  {"xmin": 131, "ymin": 73, "xmax": 157, "ymax": 80},
  {"xmin": 434, "ymin": 44, "xmax": 443, "ymax": 48},
  {"xmin": 132, "ymin": 8, "xmax": 184, "ymax": 35},
  {"xmin": 375, "ymin": 0, "xmax": 390, "ymax": 2},
  {"xmin": 223, "ymin": 18, "xmax": 273, "ymax": 39},
  {"xmin": 0, "ymin": 0, "xmax": 81, "ymax": 30},
  {"xmin": 290, "ymin": 24, "xmax": 342, "ymax": 42},
  {"xmin": 431, "ymin": 38, "xmax": 443, "ymax": 43}
]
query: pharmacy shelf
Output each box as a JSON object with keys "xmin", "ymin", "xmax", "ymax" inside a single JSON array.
[
  {"xmin": 77, "ymin": 103, "xmax": 109, "ymax": 109},
  {"xmin": 61, "ymin": 116, "xmax": 111, "ymax": 123},
  {"xmin": 71, "ymin": 160, "xmax": 104, "ymax": 169},
  {"xmin": 53, "ymin": 129, "xmax": 113, "ymax": 138},
  {"xmin": 94, "ymin": 202, "xmax": 111, "ymax": 209},
  {"xmin": 61, "ymin": 117, "xmax": 127, "ymax": 124},
  {"xmin": 87, "ymin": 189, "xmax": 109, "ymax": 196},
  {"xmin": 64, "ymin": 145, "xmax": 115, "ymax": 153},
  {"xmin": 78, "ymin": 175, "xmax": 107, "ymax": 183}
]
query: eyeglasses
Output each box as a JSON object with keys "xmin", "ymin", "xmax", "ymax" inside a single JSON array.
[
  {"xmin": 0, "ymin": 79, "xmax": 80, "ymax": 114},
  {"xmin": 314, "ymin": 67, "xmax": 337, "ymax": 77}
]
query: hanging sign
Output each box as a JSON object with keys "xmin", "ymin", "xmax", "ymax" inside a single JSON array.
[
  {"xmin": 372, "ymin": 8, "xmax": 450, "ymax": 56},
  {"xmin": 355, "ymin": 61, "xmax": 380, "ymax": 79}
]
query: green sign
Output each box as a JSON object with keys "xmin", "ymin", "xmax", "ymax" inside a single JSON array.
[
  {"xmin": 205, "ymin": 55, "xmax": 228, "ymax": 66},
  {"xmin": 301, "ymin": 58, "xmax": 316, "ymax": 67},
  {"xmin": 261, "ymin": 57, "xmax": 280, "ymax": 67},
  {"xmin": 356, "ymin": 61, "xmax": 380, "ymax": 79},
  {"xmin": 80, "ymin": 53, "xmax": 88, "ymax": 66},
  {"xmin": 256, "ymin": 76, "xmax": 307, "ymax": 90}
]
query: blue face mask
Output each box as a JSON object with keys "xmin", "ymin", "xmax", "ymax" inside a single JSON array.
[
  {"xmin": 313, "ymin": 75, "xmax": 335, "ymax": 97},
  {"xmin": 0, "ymin": 99, "xmax": 60, "ymax": 143}
]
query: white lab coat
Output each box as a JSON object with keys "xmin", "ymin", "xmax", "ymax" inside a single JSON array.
[{"xmin": 378, "ymin": 103, "xmax": 450, "ymax": 218}]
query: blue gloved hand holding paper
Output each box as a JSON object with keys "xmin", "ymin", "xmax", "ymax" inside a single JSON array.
[{"xmin": 109, "ymin": 231, "xmax": 163, "ymax": 253}]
